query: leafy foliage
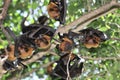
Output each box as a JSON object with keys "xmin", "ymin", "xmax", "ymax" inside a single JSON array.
[{"xmin": 0, "ymin": 0, "xmax": 120, "ymax": 80}]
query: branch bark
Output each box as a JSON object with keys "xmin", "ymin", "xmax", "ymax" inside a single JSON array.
[
  {"xmin": 0, "ymin": 0, "xmax": 12, "ymax": 44},
  {"xmin": 0, "ymin": 0, "xmax": 11, "ymax": 21},
  {"xmin": 56, "ymin": 0, "xmax": 120, "ymax": 33}
]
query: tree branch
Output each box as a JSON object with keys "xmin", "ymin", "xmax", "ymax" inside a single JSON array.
[
  {"xmin": 111, "ymin": 38, "xmax": 120, "ymax": 41},
  {"xmin": 0, "ymin": 25, "xmax": 12, "ymax": 44},
  {"xmin": 0, "ymin": 0, "xmax": 12, "ymax": 44},
  {"xmin": 56, "ymin": 0, "xmax": 120, "ymax": 33},
  {"xmin": 73, "ymin": 8, "xmax": 117, "ymax": 32},
  {"xmin": 0, "ymin": 0, "xmax": 11, "ymax": 21}
]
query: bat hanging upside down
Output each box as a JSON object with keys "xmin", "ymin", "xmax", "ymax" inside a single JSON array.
[
  {"xmin": 79, "ymin": 28, "xmax": 108, "ymax": 48},
  {"xmin": 47, "ymin": 0, "xmax": 66, "ymax": 24}
]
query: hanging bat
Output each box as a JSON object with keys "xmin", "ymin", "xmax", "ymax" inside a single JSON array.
[
  {"xmin": 56, "ymin": 32, "xmax": 76, "ymax": 56},
  {"xmin": 27, "ymin": 25, "xmax": 56, "ymax": 50},
  {"xmin": 47, "ymin": 53, "xmax": 84, "ymax": 79},
  {"xmin": 47, "ymin": 0, "xmax": 66, "ymax": 24},
  {"xmin": 79, "ymin": 28, "xmax": 108, "ymax": 48},
  {"xmin": 20, "ymin": 15, "xmax": 56, "ymax": 50},
  {"xmin": 5, "ymin": 27, "xmax": 35, "ymax": 58},
  {"xmin": 4, "ymin": 27, "xmax": 34, "ymax": 70}
]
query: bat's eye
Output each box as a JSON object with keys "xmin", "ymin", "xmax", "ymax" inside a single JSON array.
[{"xmin": 49, "ymin": 8, "xmax": 54, "ymax": 11}]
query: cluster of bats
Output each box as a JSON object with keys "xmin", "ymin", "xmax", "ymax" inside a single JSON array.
[{"xmin": 0, "ymin": 0, "xmax": 108, "ymax": 79}]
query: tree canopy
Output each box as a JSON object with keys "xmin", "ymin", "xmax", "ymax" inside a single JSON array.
[{"xmin": 0, "ymin": 0, "xmax": 120, "ymax": 80}]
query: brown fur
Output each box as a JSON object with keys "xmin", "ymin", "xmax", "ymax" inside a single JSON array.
[
  {"xmin": 84, "ymin": 36, "xmax": 100, "ymax": 48},
  {"xmin": 47, "ymin": 2, "xmax": 60, "ymax": 19},
  {"xmin": 35, "ymin": 35, "xmax": 51, "ymax": 49},
  {"xmin": 47, "ymin": 63, "xmax": 54, "ymax": 74},
  {"xmin": 59, "ymin": 38, "xmax": 73, "ymax": 52},
  {"xmin": 19, "ymin": 46, "xmax": 34, "ymax": 59},
  {"xmin": 6, "ymin": 45, "xmax": 16, "ymax": 61}
]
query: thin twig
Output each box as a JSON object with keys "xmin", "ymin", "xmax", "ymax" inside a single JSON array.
[
  {"xmin": 83, "ymin": 56, "xmax": 120, "ymax": 60},
  {"xmin": 66, "ymin": 53, "xmax": 72, "ymax": 80},
  {"xmin": 0, "ymin": 25, "xmax": 12, "ymax": 44},
  {"xmin": 107, "ymin": 22, "xmax": 120, "ymax": 28},
  {"xmin": 111, "ymin": 38, "xmax": 120, "ymax": 41}
]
